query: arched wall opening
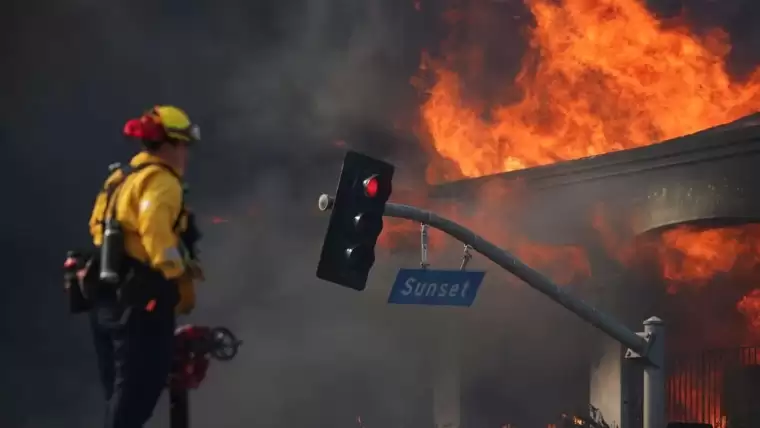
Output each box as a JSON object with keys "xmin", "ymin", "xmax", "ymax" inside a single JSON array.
[{"xmin": 621, "ymin": 218, "xmax": 760, "ymax": 427}]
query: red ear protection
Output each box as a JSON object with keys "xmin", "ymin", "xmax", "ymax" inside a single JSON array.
[
  {"xmin": 123, "ymin": 119, "xmax": 144, "ymax": 138},
  {"xmin": 123, "ymin": 114, "xmax": 166, "ymax": 142}
]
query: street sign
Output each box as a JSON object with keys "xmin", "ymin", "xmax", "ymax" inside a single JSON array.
[{"xmin": 387, "ymin": 269, "xmax": 485, "ymax": 307}]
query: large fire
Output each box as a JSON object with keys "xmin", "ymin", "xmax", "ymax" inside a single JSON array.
[
  {"xmin": 414, "ymin": 0, "xmax": 760, "ymax": 425},
  {"xmin": 419, "ymin": 0, "xmax": 760, "ymax": 182},
  {"xmin": 414, "ymin": 0, "xmax": 760, "ymax": 317}
]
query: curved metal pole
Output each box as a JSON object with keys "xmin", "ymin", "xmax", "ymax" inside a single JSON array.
[{"xmin": 318, "ymin": 194, "xmax": 648, "ymax": 355}]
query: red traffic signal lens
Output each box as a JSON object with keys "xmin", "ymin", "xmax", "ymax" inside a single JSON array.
[{"xmin": 363, "ymin": 175, "xmax": 379, "ymax": 198}]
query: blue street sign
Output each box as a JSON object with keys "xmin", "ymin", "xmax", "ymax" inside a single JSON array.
[{"xmin": 387, "ymin": 268, "xmax": 485, "ymax": 307}]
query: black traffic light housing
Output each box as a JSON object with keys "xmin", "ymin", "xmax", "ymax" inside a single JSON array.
[{"xmin": 316, "ymin": 151, "xmax": 394, "ymax": 290}]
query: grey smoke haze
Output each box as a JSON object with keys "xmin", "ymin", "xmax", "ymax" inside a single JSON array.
[
  {"xmin": 2, "ymin": 0, "xmax": 436, "ymax": 426},
  {"xmin": 3, "ymin": 0, "xmax": 760, "ymax": 427}
]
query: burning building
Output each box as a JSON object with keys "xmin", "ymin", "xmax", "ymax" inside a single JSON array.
[
  {"xmin": 401, "ymin": 0, "xmax": 760, "ymax": 426},
  {"xmin": 424, "ymin": 113, "xmax": 760, "ymax": 428}
]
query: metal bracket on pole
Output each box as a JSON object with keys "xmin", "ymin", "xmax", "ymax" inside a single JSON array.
[
  {"xmin": 459, "ymin": 245, "xmax": 472, "ymax": 271},
  {"xmin": 420, "ymin": 223, "xmax": 430, "ymax": 269}
]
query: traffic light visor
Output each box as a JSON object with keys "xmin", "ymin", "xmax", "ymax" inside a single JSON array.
[
  {"xmin": 353, "ymin": 213, "xmax": 383, "ymax": 237},
  {"xmin": 345, "ymin": 245, "xmax": 375, "ymax": 268}
]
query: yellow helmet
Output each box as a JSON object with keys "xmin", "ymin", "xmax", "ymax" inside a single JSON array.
[{"xmin": 150, "ymin": 105, "xmax": 201, "ymax": 142}]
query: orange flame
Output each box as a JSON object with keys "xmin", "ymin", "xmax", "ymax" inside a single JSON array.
[
  {"xmin": 419, "ymin": 0, "xmax": 760, "ymax": 182},
  {"xmin": 668, "ymin": 366, "xmax": 725, "ymax": 426},
  {"xmin": 658, "ymin": 225, "xmax": 754, "ymax": 293},
  {"xmin": 653, "ymin": 224, "xmax": 760, "ymax": 338}
]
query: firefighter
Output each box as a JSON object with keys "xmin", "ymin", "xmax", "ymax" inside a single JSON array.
[{"xmin": 87, "ymin": 105, "xmax": 204, "ymax": 428}]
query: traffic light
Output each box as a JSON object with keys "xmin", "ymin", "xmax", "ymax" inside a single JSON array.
[{"xmin": 316, "ymin": 150, "xmax": 394, "ymax": 290}]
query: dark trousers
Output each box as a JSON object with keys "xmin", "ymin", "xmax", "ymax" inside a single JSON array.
[{"xmin": 89, "ymin": 293, "xmax": 176, "ymax": 428}]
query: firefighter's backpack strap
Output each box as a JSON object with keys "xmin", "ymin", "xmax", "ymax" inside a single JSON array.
[
  {"xmin": 100, "ymin": 161, "xmax": 185, "ymax": 231},
  {"xmin": 101, "ymin": 163, "xmax": 135, "ymax": 229}
]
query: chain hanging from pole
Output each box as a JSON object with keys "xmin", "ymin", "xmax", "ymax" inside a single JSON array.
[
  {"xmin": 420, "ymin": 223, "xmax": 429, "ymax": 269},
  {"xmin": 421, "ymin": 226, "xmax": 472, "ymax": 271},
  {"xmin": 459, "ymin": 244, "xmax": 472, "ymax": 271}
]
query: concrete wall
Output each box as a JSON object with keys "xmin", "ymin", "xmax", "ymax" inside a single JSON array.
[{"xmin": 589, "ymin": 336, "xmax": 629, "ymax": 428}]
